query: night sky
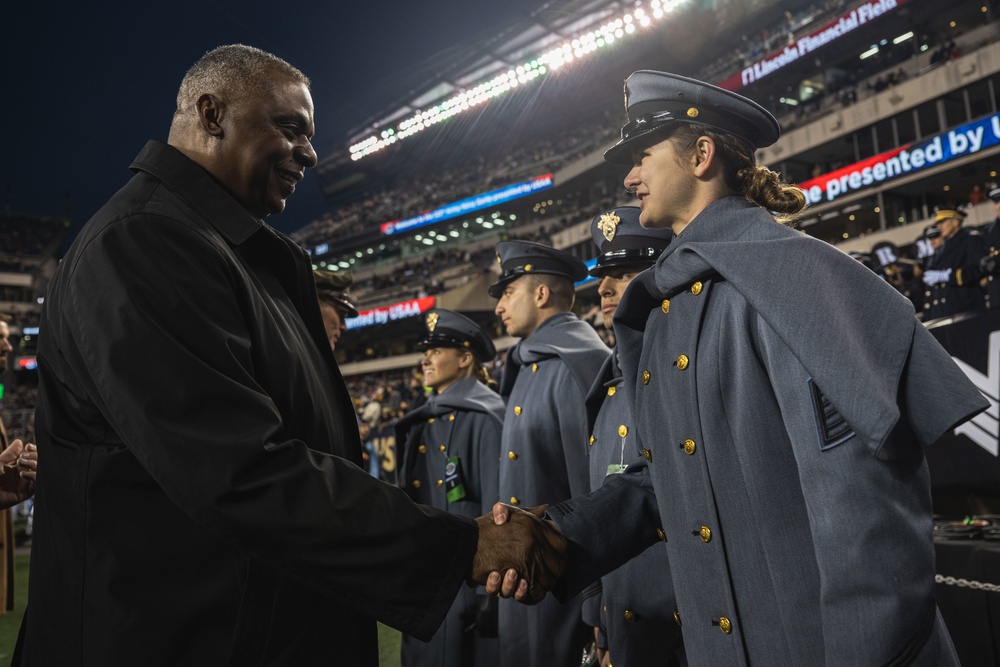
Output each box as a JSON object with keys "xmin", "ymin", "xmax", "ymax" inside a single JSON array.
[{"xmin": 1, "ymin": 0, "xmax": 545, "ymax": 237}]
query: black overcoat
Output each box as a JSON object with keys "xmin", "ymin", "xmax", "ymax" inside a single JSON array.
[{"xmin": 19, "ymin": 141, "xmax": 478, "ymax": 666}]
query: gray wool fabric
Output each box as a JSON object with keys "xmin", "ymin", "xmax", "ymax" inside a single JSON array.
[
  {"xmin": 497, "ymin": 311, "xmax": 609, "ymax": 667},
  {"xmin": 550, "ymin": 196, "xmax": 986, "ymax": 666}
]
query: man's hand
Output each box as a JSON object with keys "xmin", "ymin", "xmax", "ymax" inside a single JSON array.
[
  {"xmin": 469, "ymin": 502, "xmax": 566, "ymax": 605},
  {"xmin": 0, "ymin": 439, "xmax": 36, "ymax": 509}
]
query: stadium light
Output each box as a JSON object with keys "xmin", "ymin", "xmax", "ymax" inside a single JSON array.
[{"xmin": 348, "ymin": 1, "xmax": 687, "ymax": 161}]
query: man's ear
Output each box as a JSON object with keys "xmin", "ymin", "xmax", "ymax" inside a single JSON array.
[
  {"xmin": 535, "ymin": 281, "xmax": 552, "ymax": 308},
  {"xmin": 692, "ymin": 135, "xmax": 717, "ymax": 178},
  {"xmin": 196, "ymin": 94, "xmax": 226, "ymax": 138}
]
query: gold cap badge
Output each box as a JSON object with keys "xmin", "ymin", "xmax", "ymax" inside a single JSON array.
[
  {"xmin": 426, "ymin": 312, "xmax": 439, "ymax": 332},
  {"xmin": 598, "ymin": 211, "xmax": 621, "ymax": 242}
]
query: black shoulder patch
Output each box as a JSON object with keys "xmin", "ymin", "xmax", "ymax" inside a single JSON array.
[{"xmin": 810, "ymin": 379, "xmax": 855, "ymax": 451}]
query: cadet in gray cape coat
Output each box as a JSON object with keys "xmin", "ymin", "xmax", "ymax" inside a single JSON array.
[
  {"xmin": 491, "ymin": 241, "xmax": 610, "ymax": 667},
  {"xmin": 494, "ymin": 71, "xmax": 988, "ymax": 667},
  {"xmin": 582, "ymin": 207, "xmax": 684, "ymax": 667},
  {"xmin": 396, "ymin": 310, "xmax": 505, "ymax": 667}
]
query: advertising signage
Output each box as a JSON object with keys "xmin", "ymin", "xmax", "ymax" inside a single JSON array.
[
  {"xmin": 799, "ymin": 112, "xmax": 1000, "ymax": 206},
  {"xmin": 380, "ymin": 173, "xmax": 554, "ymax": 236},
  {"xmin": 345, "ymin": 296, "xmax": 436, "ymax": 331},
  {"xmin": 718, "ymin": 0, "xmax": 906, "ymax": 92}
]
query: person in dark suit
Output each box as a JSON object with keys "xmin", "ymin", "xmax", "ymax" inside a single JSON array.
[
  {"xmin": 396, "ymin": 309, "xmax": 504, "ymax": 667},
  {"xmin": 491, "ymin": 240, "xmax": 610, "ymax": 667},
  {"xmin": 17, "ymin": 44, "xmax": 563, "ymax": 666},
  {"xmin": 978, "ymin": 187, "xmax": 1000, "ymax": 308},
  {"xmin": 922, "ymin": 208, "xmax": 986, "ymax": 320},
  {"xmin": 489, "ymin": 70, "xmax": 986, "ymax": 667},
  {"xmin": 582, "ymin": 207, "xmax": 683, "ymax": 667}
]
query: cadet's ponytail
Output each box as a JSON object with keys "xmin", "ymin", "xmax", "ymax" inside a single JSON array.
[{"xmin": 671, "ymin": 124, "xmax": 806, "ymax": 225}]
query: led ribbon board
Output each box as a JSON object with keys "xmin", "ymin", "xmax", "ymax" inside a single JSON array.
[
  {"xmin": 799, "ymin": 112, "xmax": 1000, "ymax": 206},
  {"xmin": 380, "ymin": 174, "xmax": 554, "ymax": 237},
  {"xmin": 718, "ymin": 0, "xmax": 906, "ymax": 92},
  {"xmin": 346, "ymin": 296, "xmax": 436, "ymax": 331}
]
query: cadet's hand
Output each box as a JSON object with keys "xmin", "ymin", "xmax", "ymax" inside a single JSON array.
[
  {"xmin": 469, "ymin": 502, "xmax": 566, "ymax": 604},
  {"xmin": 0, "ymin": 440, "xmax": 35, "ymax": 509}
]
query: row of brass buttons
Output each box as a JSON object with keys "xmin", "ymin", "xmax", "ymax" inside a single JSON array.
[{"xmin": 672, "ymin": 611, "xmax": 732, "ymax": 634}]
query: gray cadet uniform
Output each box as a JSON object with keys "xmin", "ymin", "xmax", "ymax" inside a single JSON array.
[
  {"xmin": 547, "ymin": 71, "xmax": 987, "ymax": 667},
  {"xmin": 490, "ymin": 241, "xmax": 610, "ymax": 667},
  {"xmin": 396, "ymin": 311, "xmax": 504, "ymax": 667},
  {"xmin": 582, "ymin": 207, "xmax": 684, "ymax": 666}
]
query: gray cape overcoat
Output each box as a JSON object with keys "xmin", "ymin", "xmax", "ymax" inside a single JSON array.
[
  {"xmin": 396, "ymin": 376, "xmax": 504, "ymax": 667},
  {"xmin": 498, "ymin": 312, "xmax": 609, "ymax": 667},
  {"xmin": 549, "ymin": 196, "xmax": 987, "ymax": 667}
]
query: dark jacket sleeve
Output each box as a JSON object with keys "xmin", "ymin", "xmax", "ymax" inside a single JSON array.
[
  {"xmin": 547, "ymin": 454, "xmax": 661, "ymax": 599},
  {"xmin": 58, "ymin": 215, "xmax": 477, "ymax": 639}
]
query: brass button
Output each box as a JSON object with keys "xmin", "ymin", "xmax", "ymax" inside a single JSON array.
[
  {"xmin": 691, "ymin": 281, "xmax": 703, "ymax": 295},
  {"xmin": 532, "ymin": 363, "xmax": 538, "ymax": 372},
  {"xmin": 656, "ymin": 528, "xmax": 667, "ymax": 542},
  {"xmin": 448, "ymin": 414, "xmax": 455, "ymax": 421},
  {"xmin": 589, "ymin": 434, "xmax": 595, "ymax": 447},
  {"xmin": 642, "ymin": 370, "xmax": 651, "ymax": 385},
  {"xmin": 643, "ymin": 449, "xmax": 652, "ymax": 462},
  {"xmin": 510, "ymin": 496, "xmax": 520, "ymax": 506},
  {"xmin": 624, "ymin": 610, "xmax": 636, "ymax": 623},
  {"xmin": 418, "ymin": 444, "xmax": 427, "ymax": 454},
  {"xmin": 428, "ymin": 417, "xmax": 435, "ymax": 423},
  {"xmin": 676, "ymin": 354, "xmax": 689, "ymax": 371},
  {"xmin": 439, "ymin": 445, "xmax": 446, "ymax": 452},
  {"xmin": 524, "ymin": 264, "xmax": 533, "ymax": 272},
  {"xmin": 719, "ymin": 616, "xmax": 732, "ymax": 634},
  {"xmin": 514, "ymin": 406, "xmax": 522, "ymax": 415},
  {"xmin": 673, "ymin": 610, "xmax": 681, "ymax": 626},
  {"xmin": 661, "ymin": 299, "xmax": 670, "ymax": 314},
  {"xmin": 508, "ymin": 451, "xmax": 518, "ymax": 461},
  {"xmin": 683, "ymin": 439, "xmax": 696, "ymax": 455},
  {"xmin": 412, "ymin": 480, "xmax": 421, "ymax": 489},
  {"xmin": 607, "ymin": 386, "xmax": 616, "ymax": 397},
  {"xmin": 700, "ymin": 525, "xmax": 712, "ymax": 543},
  {"xmin": 437, "ymin": 479, "xmax": 444, "ymax": 487}
]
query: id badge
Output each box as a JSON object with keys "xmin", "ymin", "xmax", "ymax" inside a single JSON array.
[
  {"xmin": 606, "ymin": 463, "xmax": 628, "ymax": 475},
  {"xmin": 445, "ymin": 456, "xmax": 467, "ymax": 502}
]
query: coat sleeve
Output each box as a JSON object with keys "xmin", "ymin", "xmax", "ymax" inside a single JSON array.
[
  {"xmin": 474, "ymin": 415, "xmax": 502, "ymax": 515},
  {"xmin": 555, "ymin": 362, "xmax": 598, "ymax": 500},
  {"xmin": 58, "ymin": 216, "xmax": 477, "ymax": 640},
  {"xmin": 546, "ymin": 453, "xmax": 661, "ymax": 599}
]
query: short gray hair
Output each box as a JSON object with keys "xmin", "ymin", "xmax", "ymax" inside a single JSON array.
[{"xmin": 176, "ymin": 44, "xmax": 309, "ymax": 115}]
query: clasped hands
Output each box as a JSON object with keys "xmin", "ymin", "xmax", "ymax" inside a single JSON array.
[{"xmin": 467, "ymin": 502, "xmax": 566, "ymax": 605}]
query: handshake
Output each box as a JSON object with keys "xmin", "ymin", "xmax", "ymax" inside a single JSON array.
[{"xmin": 467, "ymin": 502, "xmax": 567, "ymax": 605}]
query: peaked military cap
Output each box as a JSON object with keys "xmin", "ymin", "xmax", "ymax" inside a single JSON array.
[
  {"xmin": 934, "ymin": 209, "xmax": 967, "ymax": 224},
  {"xmin": 488, "ymin": 240, "xmax": 588, "ymax": 298},
  {"xmin": 923, "ymin": 224, "xmax": 941, "ymax": 240},
  {"xmin": 988, "ymin": 187, "xmax": 1000, "ymax": 202},
  {"xmin": 589, "ymin": 206, "xmax": 673, "ymax": 276},
  {"xmin": 313, "ymin": 269, "xmax": 360, "ymax": 318},
  {"xmin": 605, "ymin": 70, "xmax": 781, "ymax": 165},
  {"xmin": 419, "ymin": 309, "xmax": 496, "ymax": 361}
]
